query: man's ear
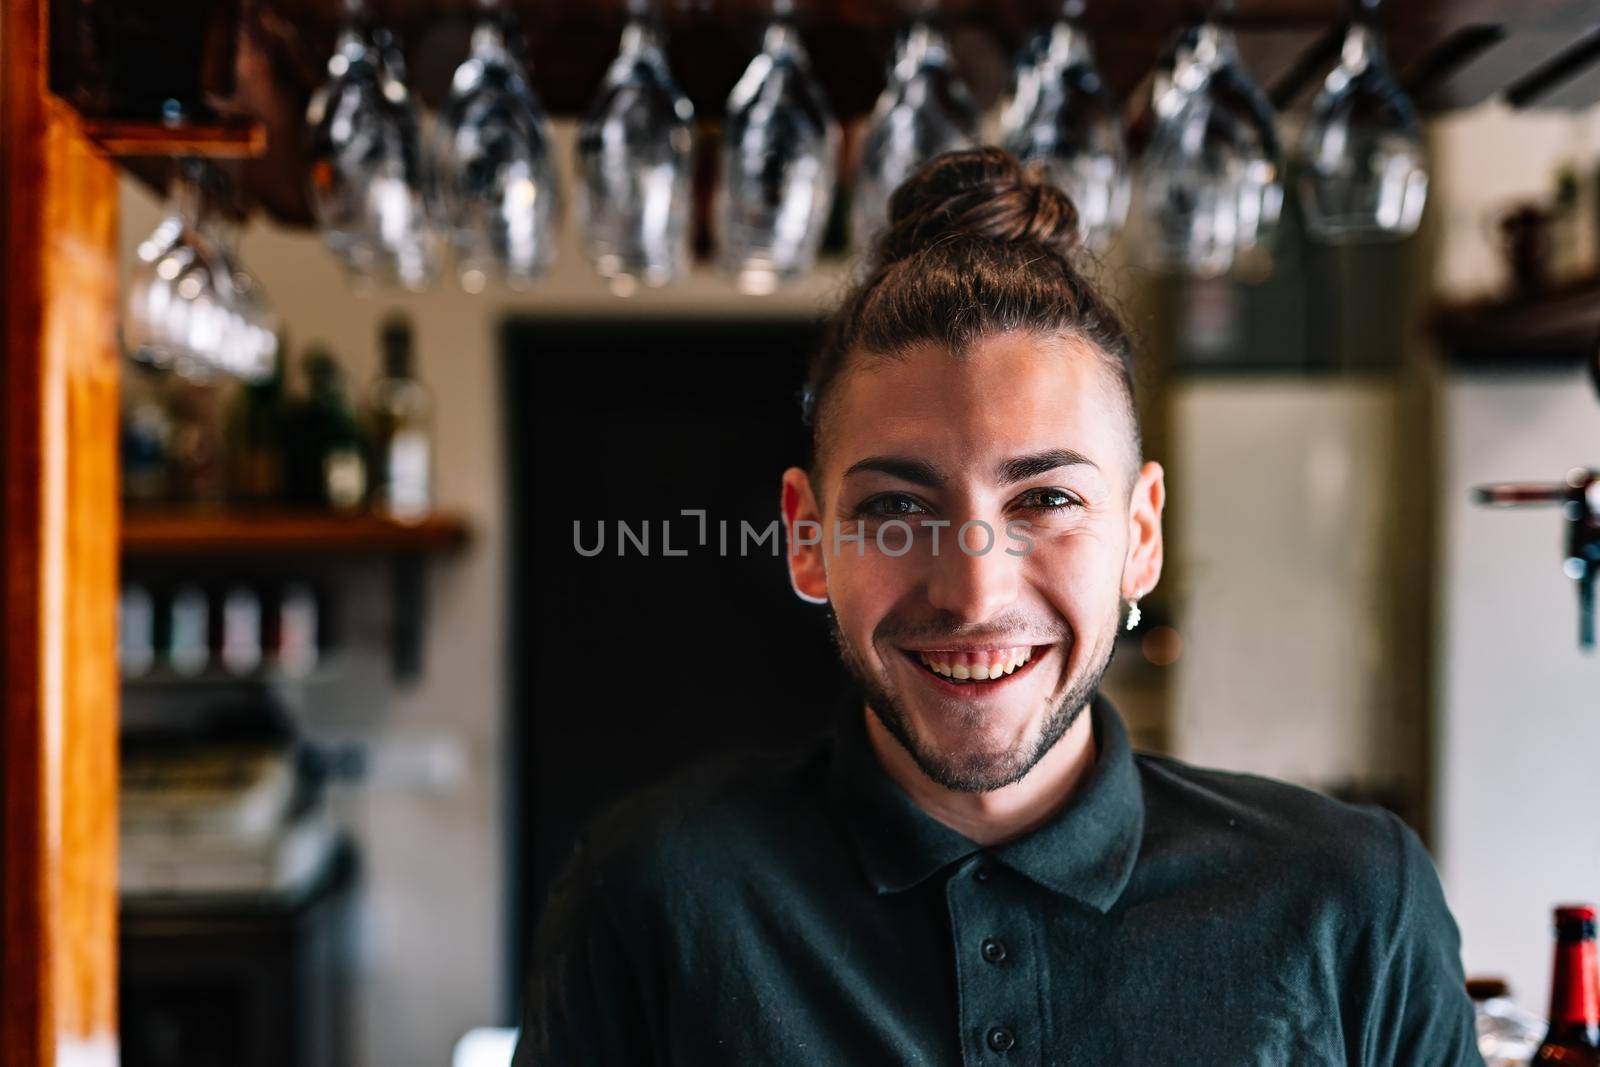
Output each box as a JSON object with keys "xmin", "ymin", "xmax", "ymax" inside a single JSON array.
[
  {"xmin": 1122, "ymin": 461, "xmax": 1165, "ymax": 601},
  {"xmin": 781, "ymin": 467, "xmax": 829, "ymax": 605}
]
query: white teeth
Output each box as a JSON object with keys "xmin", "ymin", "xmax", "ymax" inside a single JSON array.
[{"xmin": 916, "ymin": 647, "xmax": 1035, "ymax": 682}]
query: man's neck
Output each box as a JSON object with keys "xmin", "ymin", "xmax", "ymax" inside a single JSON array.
[{"xmin": 862, "ymin": 703, "xmax": 1098, "ymax": 847}]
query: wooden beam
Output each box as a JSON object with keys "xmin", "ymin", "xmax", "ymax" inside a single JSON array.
[
  {"xmin": 2, "ymin": 0, "xmax": 122, "ymax": 1063},
  {"xmin": 1505, "ymin": 24, "xmax": 1600, "ymax": 109},
  {"xmin": 1410, "ymin": 28, "xmax": 1569, "ymax": 110},
  {"xmin": 1401, "ymin": 24, "xmax": 1507, "ymax": 109},
  {"xmin": 1267, "ymin": 23, "xmax": 1343, "ymax": 110}
]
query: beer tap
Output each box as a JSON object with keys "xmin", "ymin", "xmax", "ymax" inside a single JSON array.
[{"xmin": 1471, "ymin": 342, "xmax": 1600, "ymax": 649}]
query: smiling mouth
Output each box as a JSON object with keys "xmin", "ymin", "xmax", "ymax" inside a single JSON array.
[{"xmin": 900, "ymin": 645, "xmax": 1048, "ymax": 690}]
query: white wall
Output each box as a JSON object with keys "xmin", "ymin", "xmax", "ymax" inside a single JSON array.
[
  {"xmin": 1428, "ymin": 102, "xmax": 1600, "ymax": 1011},
  {"xmin": 1437, "ymin": 369, "xmax": 1600, "ymax": 1011},
  {"xmin": 1169, "ymin": 380, "xmax": 1404, "ymax": 788}
]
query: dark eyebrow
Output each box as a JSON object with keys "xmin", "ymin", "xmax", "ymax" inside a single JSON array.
[
  {"xmin": 841, "ymin": 448, "xmax": 1099, "ymax": 489},
  {"xmin": 996, "ymin": 448, "xmax": 1099, "ymax": 485},
  {"xmin": 842, "ymin": 456, "xmax": 944, "ymax": 488}
]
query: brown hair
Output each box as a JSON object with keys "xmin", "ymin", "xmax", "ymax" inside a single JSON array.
[{"xmin": 802, "ymin": 145, "xmax": 1139, "ymax": 485}]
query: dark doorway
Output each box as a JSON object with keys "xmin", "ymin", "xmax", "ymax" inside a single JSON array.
[{"xmin": 501, "ymin": 316, "xmax": 844, "ymax": 1016}]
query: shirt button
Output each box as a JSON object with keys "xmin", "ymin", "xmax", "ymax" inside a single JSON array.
[
  {"xmin": 986, "ymin": 1026, "xmax": 1015, "ymax": 1052},
  {"xmin": 974, "ymin": 862, "xmax": 992, "ymax": 883},
  {"xmin": 981, "ymin": 938, "xmax": 1007, "ymax": 964}
]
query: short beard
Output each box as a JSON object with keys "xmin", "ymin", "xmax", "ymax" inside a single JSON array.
[{"xmin": 826, "ymin": 607, "xmax": 1118, "ymax": 793}]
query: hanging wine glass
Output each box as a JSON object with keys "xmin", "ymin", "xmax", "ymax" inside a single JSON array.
[
  {"xmin": 306, "ymin": 9, "xmax": 439, "ymax": 291},
  {"xmin": 1216, "ymin": 28, "xmax": 1286, "ymax": 255},
  {"xmin": 852, "ymin": 15, "xmax": 980, "ymax": 253},
  {"xmin": 129, "ymin": 170, "xmax": 229, "ymax": 381},
  {"xmin": 437, "ymin": 5, "xmax": 562, "ymax": 292},
  {"xmin": 1003, "ymin": 2, "xmax": 1129, "ymax": 253},
  {"xmin": 125, "ymin": 167, "xmax": 198, "ymax": 372},
  {"xmin": 1136, "ymin": 19, "xmax": 1283, "ymax": 276},
  {"xmin": 577, "ymin": 0, "xmax": 694, "ymax": 291},
  {"xmin": 995, "ymin": 26, "xmax": 1050, "ymax": 145},
  {"xmin": 124, "ymin": 161, "xmax": 277, "ymax": 383},
  {"xmin": 208, "ymin": 216, "xmax": 280, "ymax": 382},
  {"xmin": 716, "ymin": 1, "xmax": 839, "ymax": 295},
  {"xmin": 1297, "ymin": 5, "xmax": 1427, "ymax": 242}
]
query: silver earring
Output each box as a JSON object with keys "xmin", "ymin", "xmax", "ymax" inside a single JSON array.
[{"xmin": 1125, "ymin": 596, "xmax": 1142, "ymax": 631}]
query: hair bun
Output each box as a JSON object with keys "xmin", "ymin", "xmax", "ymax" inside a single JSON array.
[{"xmin": 873, "ymin": 146, "xmax": 1083, "ymax": 267}]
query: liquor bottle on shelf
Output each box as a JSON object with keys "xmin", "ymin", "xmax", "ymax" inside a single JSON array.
[
  {"xmin": 1535, "ymin": 904, "xmax": 1600, "ymax": 1064},
  {"xmin": 121, "ymin": 359, "xmax": 172, "ymax": 507},
  {"xmin": 286, "ymin": 348, "xmax": 367, "ymax": 511},
  {"xmin": 366, "ymin": 315, "xmax": 434, "ymax": 522},
  {"xmin": 164, "ymin": 375, "xmax": 228, "ymax": 506},
  {"xmin": 226, "ymin": 352, "xmax": 287, "ymax": 506}
]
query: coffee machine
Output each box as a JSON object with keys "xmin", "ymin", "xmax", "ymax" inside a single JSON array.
[{"xmin": 1472, "ymin": 346, "xmax": 1600, "ymax": 649}]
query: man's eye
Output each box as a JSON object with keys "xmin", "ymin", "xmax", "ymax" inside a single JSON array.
[
  {"xmin": 858, "ymin": 493, "xmax": 929, "ymax": 518},
  {"xmin": 1018, "ymin": 487, "xmax": 1083, "ymax": 511}
]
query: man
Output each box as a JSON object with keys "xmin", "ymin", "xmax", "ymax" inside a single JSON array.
[{"xmin": 512, "ymin": 148, "xmax": 1482, "ymax": 1066}]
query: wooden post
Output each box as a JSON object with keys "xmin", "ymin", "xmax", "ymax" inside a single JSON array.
[{"xmin": 1, "ymin": 0, "xmax": 123, "ymax": 1062}]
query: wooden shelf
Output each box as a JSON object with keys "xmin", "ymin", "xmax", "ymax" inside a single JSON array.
[
  {"xmin": 122, "ymin": 509, "xmax": 471, "ymax": 558},
  {"xmin": 84, "ymin": 118, "xmax": 266, "ymax": 159},
  {"xmin": 1430, "ymin": 273, "xmax": 1600, "ymax": 368}
]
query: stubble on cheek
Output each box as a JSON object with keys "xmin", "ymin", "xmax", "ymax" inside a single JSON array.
[{"xmin": 821, "ymin": 603, "xmax": 1111, "ymax": 794}]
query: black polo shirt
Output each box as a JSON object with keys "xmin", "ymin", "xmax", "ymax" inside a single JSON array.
[{"xmin": 512, "ymin": 685, "xmax": 1483, "ymax": 1066}]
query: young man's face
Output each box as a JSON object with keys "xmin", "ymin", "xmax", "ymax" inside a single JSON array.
[{"xmin": 781, "ymin": 330, "xmax": 1165, "ymax": 793}]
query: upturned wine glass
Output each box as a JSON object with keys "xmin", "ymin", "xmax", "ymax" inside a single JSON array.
[
  {"xmin": 996, "ymin": 27, "xmax": 1050, "ymax": 146},
  {"xmin": 306, "ymin": 12, "xmax": 439, "ymax": 291},
  {"xmin": 715, "ymin": 5, "xmax": 838, "ymax": 294},
  {"xmin": 577, "ymin": 1, "xmax": 695, "ymax": 290},
  {"xmin": 852, "ymin": 17, "xmax": 980, "ymax": 253},
  {"xmin": 126, "ymin": 167, "xmax": 200, "ymax": 372},
  {"xmin": 437, "ymin": 8, "xmax": 562, "ymax": 291},
  {"xmin": 1003, "ymin": 5, "xmax": 1129, "ymax": 253},
  {"xmin": 1136, "ymin": 20, "xmax": 1284, "ymax": 276},
  {"xmin": 1298, "ymin": 9, "xmax": 1427, "ymax": 242},
  {"xmin": 208, "ymin": 217, "xmax": 280, "ymax": 382},
  {"xmin": 125, "ymin": 162, "xmax": 277, "ymax": 383}
]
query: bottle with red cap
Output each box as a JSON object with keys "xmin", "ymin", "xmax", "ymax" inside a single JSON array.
[{"xmin": 1535, "ymin": 904, "xmax": 1600, "ymax": 1064}]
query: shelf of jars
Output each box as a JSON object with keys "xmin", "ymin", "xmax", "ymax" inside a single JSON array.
[{"xmin": 119, "ymin": 509, "xmax": 466, "ymax": 682}]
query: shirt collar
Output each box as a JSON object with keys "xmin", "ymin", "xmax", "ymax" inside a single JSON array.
[{"xmin": 824, "ymin": 682, "xmax": 1145, "ymax": 913}]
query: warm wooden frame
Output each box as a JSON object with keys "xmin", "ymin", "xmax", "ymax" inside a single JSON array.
[{"xmin": 1, "ymin": 0, "xmax": 123, "ymax": 1063}]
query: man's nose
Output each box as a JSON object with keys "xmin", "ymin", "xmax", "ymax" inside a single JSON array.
[{"xmin": 923, "ymin": 523, "xmax": 1022, "ymax": 622}]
